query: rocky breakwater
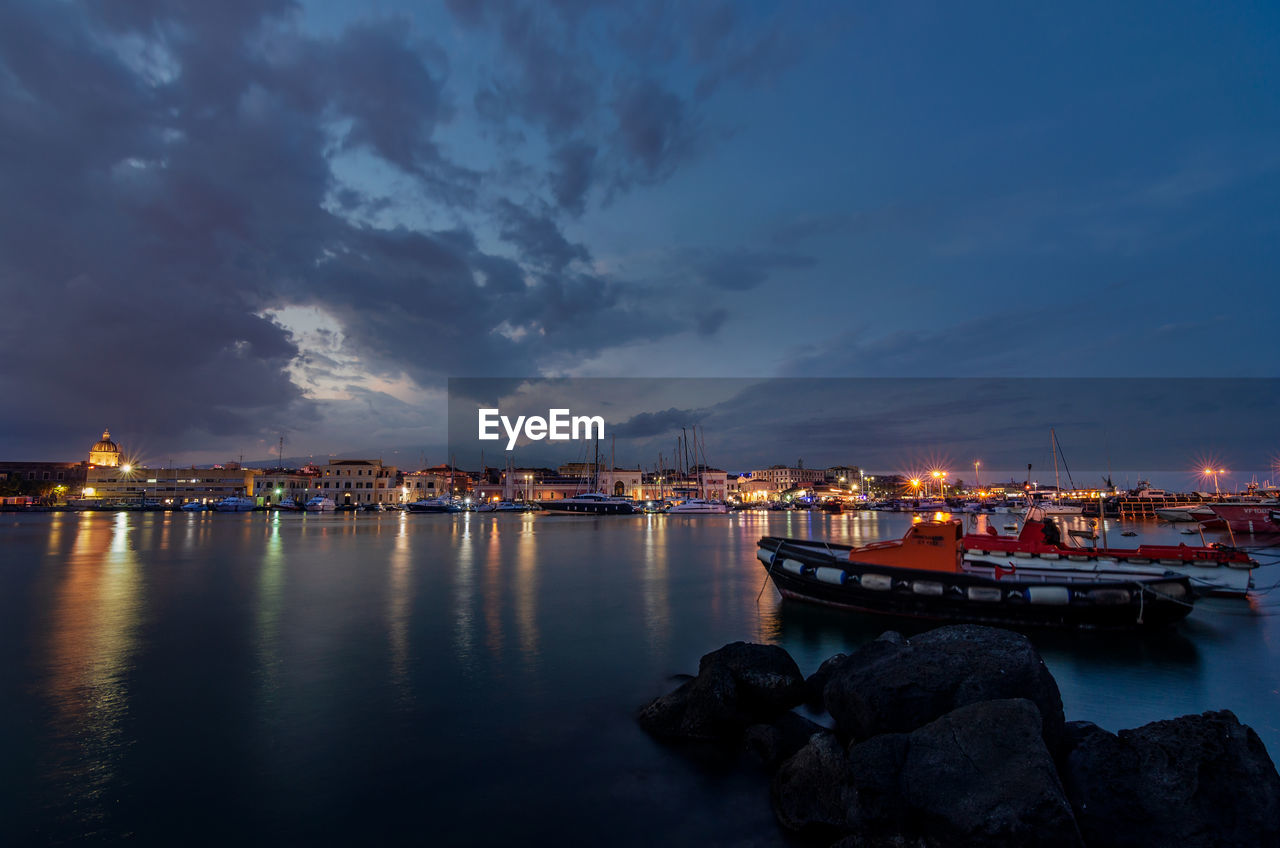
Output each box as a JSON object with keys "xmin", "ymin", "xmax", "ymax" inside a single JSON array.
[{"xmin": 637, "ymin": 625, "xmax": 1280, "ymax": 847}]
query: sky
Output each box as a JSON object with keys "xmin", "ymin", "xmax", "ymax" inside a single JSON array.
[{"xmin": 1, "ymin": 0, "xmax": 1277, "ymax": 471}]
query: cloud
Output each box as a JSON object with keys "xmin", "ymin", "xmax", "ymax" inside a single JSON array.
[{"xmin": 694, "ymin": 248, "xmax": 815, "ymax": 291}]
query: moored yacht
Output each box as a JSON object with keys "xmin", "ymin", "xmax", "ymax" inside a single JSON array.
[
  {"xmin": 666, "ymin": 498, "xmax": 729, "ymax": 514},
  {"xmin": 304, "ymin": 495, "xmax": 336, "ymax": 512},
  {"xmin": 213, "ymin": 496, "xmax": 256, "ymax": 512},
  {"xmin": 541, "ymin": 492, "xmax": 636, "ymax": 515}
]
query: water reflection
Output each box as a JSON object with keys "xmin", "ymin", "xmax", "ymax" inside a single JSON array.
[
  {"xmin": 452, "ymin": 516, "xmax": 477, "ymax": 672},
  {"xmin": 513, "ymin": 517, "xmax": 540, "ymax": 672},
  {"xmin": 256, "ymin": 516, "xmax": 285, "ymax": 697},
  {"xmin": 43, "ymin": 512, "xmax": 144, "ymax": 827},
  {"xmin": 641, "ymin": 516, "xmax": 670, "ymax": 657},
  {"xmin": 388, "ymin": 518, "xmax": 412, "ymax": 701}
]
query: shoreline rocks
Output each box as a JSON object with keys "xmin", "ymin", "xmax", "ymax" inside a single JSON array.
[{"xmin": 637, "ymin": 624, "xmax": 1280, "ymax": 847}]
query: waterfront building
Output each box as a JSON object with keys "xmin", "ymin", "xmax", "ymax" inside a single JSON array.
[
  {"xmin": 83, "ymin": 464, "xmax": 260, "ymax": 506},
  {"xmin": 316, "ymin": 459, "xmax": 400, "ymax": 506},
  {"xmin": 0, "ymin": 461, "xmax": 90, "ymax": 501},
  {"xmin": 88, "ymin": 429, "xmax": 122, "ymax": 467},
  {"xmin": 256, "ymin": 470, "xmax": 317, "ymax": 506},
  {"xmin": 748, "ymin": 464, "xmax": 825, "ymax": 489}
]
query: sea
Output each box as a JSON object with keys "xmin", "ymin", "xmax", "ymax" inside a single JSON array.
[{"xmin": 2, "ymin": 510, "xmax": 1277, "ymax": 845}]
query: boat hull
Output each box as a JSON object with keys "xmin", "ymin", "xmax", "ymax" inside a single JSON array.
[
  {"xmin": 757, "ymin": 538, "xmax": 1194, "ymax": 629},
  {"xmin": 1207, "ymin": 504, "xmax": 1279, "ymax": 534},
  {"xmin": 541, "ymin": 501, "xmax": 635, "ymax": 515}
]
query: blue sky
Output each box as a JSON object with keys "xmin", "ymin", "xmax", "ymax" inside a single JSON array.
[{"xmin": 0, "ymin": 0, "xmax": 1276, "ymax": 467}]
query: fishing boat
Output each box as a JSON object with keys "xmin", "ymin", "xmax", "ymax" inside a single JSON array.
[
  {"xmin": 541, "ymin": 492, "xmax": 636, "ymax": 515},
  {"xmin": 1207, "ymin": 503, "xmax": 1280, "ymax": 535},
  {"xmin": 304, "ymin": 495, "xmax": 336, "ymax": 512},
  {"xmin": 213, "ymin": 495, "xmax": 256, "ymax": 512},
  {"xmin": 961, "ymin": 511, "xmax": 1257, "ymax": 596},
  {"xmin": 757, "ymin": 520, "xmax": 1195, "ymax": 629}
]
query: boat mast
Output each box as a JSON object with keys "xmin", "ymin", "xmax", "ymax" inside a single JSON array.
[{"xmin": 1051, "ymin": 428, "xmax": 1060, "ymax": 503}]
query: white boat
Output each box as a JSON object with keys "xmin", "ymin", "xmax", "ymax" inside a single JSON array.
[
  {"xmin": 405, "ymin": 497, "xmax": 453, "ymax": 513},
  {"xmin": 304, "ymin": 496, "xmax": 336, "ymax": 512},
  {"xmin": 275, "ymin": 497, "xmax": 301, "ymax": 511},
  {"xmin": 213, "ymin": 496, "xmax": 256, "ymax": 512},
  {"xmin": 1156, "ymin": 506, "xmax": 1203, "ymax": 523},
  {"xmin": 666, "ymin": 498, "xmax": 729, "ymax": 514},
  {"xmin": 180, "ymin": 501, "xmax": 207, "ymax": 512},
  {"xmin": 962, "ymin": 509, "xmax": 1257, "ymax": 596}
]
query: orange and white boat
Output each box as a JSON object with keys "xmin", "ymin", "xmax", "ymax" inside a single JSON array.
[{"xmin": 757, "ymin": 520, "xmax": 1197, "ymax": 629}]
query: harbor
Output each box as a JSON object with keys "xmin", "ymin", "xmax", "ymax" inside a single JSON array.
[{"xmin": 1, "ymin": 507, "xmax": 1277, "ymax": 843}]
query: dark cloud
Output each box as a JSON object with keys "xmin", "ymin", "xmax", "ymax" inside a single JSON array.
[
  {"xmin": 610, "ymin": 77, "xmax": 699, "ymax": 187},
  {"xmin": 695, "ymin": 308, "xmax": 729, "ymax": 336},
  {"xmin": 549, "ymin": 140, "xmax": 597, "ymax": 215},
  {"xmin": 496, "ymin": 200, "xmax": 590, "ymax": 272},
  {"xmin": 610, "ymin": 407, "xmax": 703, "ymax": 439},
  {"xmin": 0, "ymin": 0, "xmax": 702, "ymax": 460},
  {"xmin": 694, "ymin": 249, "xmax": 815, "ymax": 291}
]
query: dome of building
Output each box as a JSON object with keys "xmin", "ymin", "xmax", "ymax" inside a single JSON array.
[{"xmin": 89, "ymin": 428, "xmax": 121, "ymax": 467}]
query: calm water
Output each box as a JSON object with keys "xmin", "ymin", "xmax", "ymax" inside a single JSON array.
[{"xmin": 2, "ymin": 510, "xmax": 1278, "ymax": 845}]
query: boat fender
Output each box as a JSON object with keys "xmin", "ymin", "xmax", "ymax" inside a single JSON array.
[
  {"xmin": 1013, "ymin": 550, "xmax": 1034, "ymax": 558},
  {"xmin": 1226, "ymin": 561, "xmax": 1252, "ymax": 570},
  {"xmin": 965, "ymin": 548, "xmax": 986, "ymax": 556},
  {"xmin": 814, "ymin": 566, "xmax": 848, "ymax": 585},
  {"xmin": 1096, "ymin": 556, "xmax": 1118, "ymax": 564},
  {"xmin": 911, "ymin": 580, "xmax": 944, "ymax": 596},
  {"xmin": 967, "ymin": 586, "xmax": 1002, "ymax": 603},
  {"xmin": 782, "ymin": 559, "xmax": 805, "ymax": 576},
  {"xmin": 755, "ymin": 550, "xmax": 774, "ymax": 566},
  {"xmin": 1041, "ymin": 553, "xmax": 1061, "ymax": 560},
  {"xmin": 1128, "ymin": 558, "xmax": 1151, "ymax": 565},
  {"xmin": 1149, "ymin": 581, "xmax": 1187, "ymax": 599},
  {"xmin": 1027, "ymin": 586, "xmax": 1071, "ymax": 605},
  {"xmin": 1088, "ymin": 588, "xmax": 1131, "ymax": 605},
  {"xmin": 1158, "ymin": 559, "xmax": 1182, "ymax": 566},
  {"xmin": 1067, "ymin": 554, "xmax": 1089, "ymax": 562},
  {"xmin": 860, "ymin": 573, "xmax": 893, "ymax": 592}
]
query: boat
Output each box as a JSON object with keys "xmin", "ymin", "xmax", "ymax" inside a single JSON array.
[
  {"xmin": 213, "ymin": 496, "xmax": 256, "ymax": 512},
  {"xmin": 405, "ymin": 497, "xmax": 452, "ymax": 513},
  {"xmin": 361, "ymin": 502, "xmax": 387, "ymax": 512},
  {"xmin": 666, "ymin": 498, "xmax": 729, "ymax": 515},
  {"xmin": 961, "ymin": 511, "xmax": 1257, "ymax": 596},
  {"xmin": 1156, "ymin": 506, "xmax": 1201, "ymax": 523},
  {"xmin": 541, "ymin": 492, "xmax": 636, "ymax": 515},
  {"xmin": 180, "ymin": 501, "xmax": 207, "ymax": 512},
  {"xmin": 757, "ymin": 520, "xmax": 1197, "ymax": 629},
  {"xmin": 1207, "ymin": 503, "xmax": 1280, "ymax": 535},
  {"xmin": 275, "ymin": 497, "xmax": 301, "ymax": 511},
  {"xmin": 304, "ymin": 496, "xmax": 336, "ymax": 512}
]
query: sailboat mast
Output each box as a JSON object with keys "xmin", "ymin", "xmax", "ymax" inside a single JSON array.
[{"xmin": 1051, "ymin": 428, "xmax": 1060, "ymax": 501}]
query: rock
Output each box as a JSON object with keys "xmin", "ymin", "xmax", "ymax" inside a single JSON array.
[
  {"xmin": 698, "ymin": 641, "xmax": 805, "ymax": 717},
  {"xmin": 888, "ymin": 699, "xmax": 1082, "ymax": 847},
  {"xmin": 1061, "ymin": 710, "xmax": 1280, "ymax": 847},
  {"xmin": 637, "ymin": 642, "xmax": 805, "ymax": 742},
  {"xmin": 824, "ymin": 624, "xmax": 1065, "ymax": 752},
  {"xmin": 771, "ymin": 731, "xmax": 857, "ymax": 836},
  {"xmin": 743, "ymin": 712, "xmax": 828, "ymax": 771},
  {"xmin": 805, "ymin": 653, "xmax": 850, "ymax": 707}
]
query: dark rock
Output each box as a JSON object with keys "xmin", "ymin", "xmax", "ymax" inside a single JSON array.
[
  {"xmin": 888, "ymin": 699, "xmax": 1082, "ymax": 847},
  {"xmin": 699, "ymin": 641, "xmax": 805, "ymax": 717},
  {"xmin": 744, "ymin": 712, "xmax": 828, "ymax": 771},
  {"xmin": 824, "ymin": 624, "xmax": 1065, "ymax": 752},
  {"xmin": 1061, "ymin": 710, "xmax": 1280, "ymax": 848},
  {"xmin": 805, "ymin": 653, "xmax": 850, "ymax": 707},
  {"xmin": 637, "ymin": 642, "xmax": 804, "ymax": 742},
  {"xmin": 771, "ymin": 731, "xmax": 857, "ymax": 836}
]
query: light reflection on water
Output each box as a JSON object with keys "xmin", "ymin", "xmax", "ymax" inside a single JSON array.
[{"xmin": 1, "ymin": 508, "xmax": 1276, "ymax": 844}]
